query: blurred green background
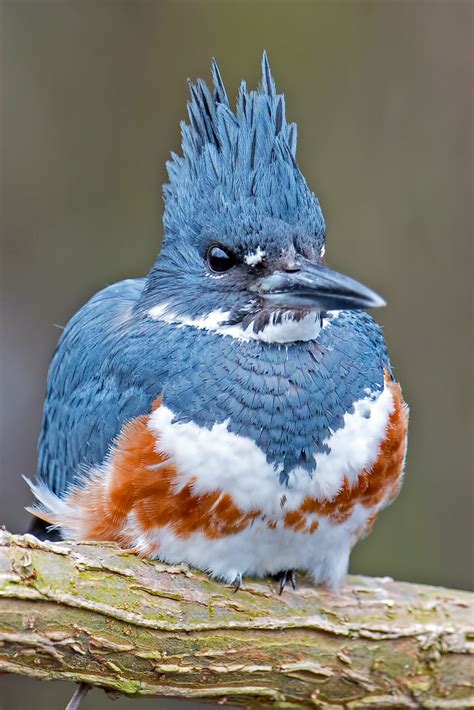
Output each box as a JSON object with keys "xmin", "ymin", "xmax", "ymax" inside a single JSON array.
[{"xmin": 0, "ymin": 0, "xmax": 472, "ymax": 708}]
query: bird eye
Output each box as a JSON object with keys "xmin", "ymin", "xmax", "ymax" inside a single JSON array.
[{"xmin": 207, "ymin": 245, "xmax": 236, "ymax": 273}]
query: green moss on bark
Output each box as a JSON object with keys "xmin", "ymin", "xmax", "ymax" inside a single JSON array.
[{"xmin": 0, "ymin": 532, "xmax": 472, "ymax": 708}]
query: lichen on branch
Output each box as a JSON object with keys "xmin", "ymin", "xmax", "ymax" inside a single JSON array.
[{"xmin": 0, "ymin": 532, "xmax": 472, "ymax": 708}]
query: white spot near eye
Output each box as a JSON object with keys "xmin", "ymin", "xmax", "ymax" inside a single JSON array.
[
  {"xmin": 320, "ymin": 244, "xmax": 326, "ymax": 258},
  {"xmin": 244, "ymin": 247, "xmax": 266, "ymax": 267}
]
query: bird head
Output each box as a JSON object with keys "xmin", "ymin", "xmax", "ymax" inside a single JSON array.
[{"xmin": 140, "ymin": 53, "xmax": 385, "ymax": 343}]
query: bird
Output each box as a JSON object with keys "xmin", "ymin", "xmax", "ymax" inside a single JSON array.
[{"xmin": 27, "ymin": 53, "xmax": 408, "ymax": 593}]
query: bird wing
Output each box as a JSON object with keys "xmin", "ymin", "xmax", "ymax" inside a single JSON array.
[{"xmin": 37, "ymin": 278, "xmax": 168, "ymax": 496}]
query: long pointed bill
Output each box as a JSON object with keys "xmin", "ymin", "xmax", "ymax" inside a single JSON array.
[{"xmin": 254, "ymin": 258, "xmax": 386, "ymax": 311}]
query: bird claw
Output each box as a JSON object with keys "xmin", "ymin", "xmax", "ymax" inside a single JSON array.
[
  {"xmin": 277, "ymin": 569, "xmax": 297, "ymax": 594},
  {"xmin": 232, "ymin": 572, "xmax": 243, "ymax": 593}
]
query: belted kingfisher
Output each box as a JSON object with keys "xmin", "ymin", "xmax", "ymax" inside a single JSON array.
[{"xmin": 28, "ymin": 54, "xmax": 408, "ymax": 592}]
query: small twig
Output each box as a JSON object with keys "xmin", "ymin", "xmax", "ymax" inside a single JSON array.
[{"xmin": 65, "ymin": 682, "xmax": 91, "ymax": 710}]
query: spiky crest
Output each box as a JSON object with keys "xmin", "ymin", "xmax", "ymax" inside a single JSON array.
[{"xmin": 162, "ymin": 52, "xmax": 324, "ymax": 252}]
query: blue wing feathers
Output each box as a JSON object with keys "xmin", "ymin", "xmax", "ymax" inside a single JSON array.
[{"xmin": 37, "ymin": 279, "xmax": 164, "ymax": 494}]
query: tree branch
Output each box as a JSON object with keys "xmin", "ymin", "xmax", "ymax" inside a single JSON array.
[{"xmin": 0, "ymin": 531, "xmax": 472, "ymax": 708}]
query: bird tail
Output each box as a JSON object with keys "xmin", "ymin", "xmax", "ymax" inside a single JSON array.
[{"xmin": 23, "ymin": 476, "xmax": 86, "ymax": 539}]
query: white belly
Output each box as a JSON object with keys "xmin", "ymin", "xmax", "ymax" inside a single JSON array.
[
  {"xmin": 134, "ymin": 502, "xmax": 374, "ymax": 590},
  {"xmin": 142, "ymin": 383, "xmax": 395, "ymax": 589}
]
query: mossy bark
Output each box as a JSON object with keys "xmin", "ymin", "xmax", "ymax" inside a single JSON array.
[{"xmin": 0, "ymin": 532, "xmax": 472, "ymax": 708}]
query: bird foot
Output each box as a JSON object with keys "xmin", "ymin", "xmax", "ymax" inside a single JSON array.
[
  {"xmin": 276, "ymin": 569, "xmax": 297, "ymax": 594},
  {"xmin": 232, "ymin": 572, "xmax": 243, "ymax": 592}
]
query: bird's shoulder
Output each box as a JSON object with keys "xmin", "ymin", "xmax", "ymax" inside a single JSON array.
[
  {"xmin": 37, "ymin": 278, "xmax": 170, "ymax": 494},
  {"xmin": 317, "ymin": 308, "xmax": 393, "ymax": 378}
]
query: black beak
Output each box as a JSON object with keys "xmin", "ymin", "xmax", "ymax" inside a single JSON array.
[{"xmin": 253, "ymin": 257, "xmax": 386, "ymax": 311}]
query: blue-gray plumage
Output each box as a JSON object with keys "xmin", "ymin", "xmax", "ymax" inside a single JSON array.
[
  {"xmin": 32, "ymin": 53, "xmax": 406, "ymax": 592},
  {"xmin": 39, "ymin": 278, "xmax": 390, "ymax": 494}
]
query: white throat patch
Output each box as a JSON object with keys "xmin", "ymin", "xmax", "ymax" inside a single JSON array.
[{"xmin": 147, "ymin": 303, "xmax": 339, "ymax": 343}]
